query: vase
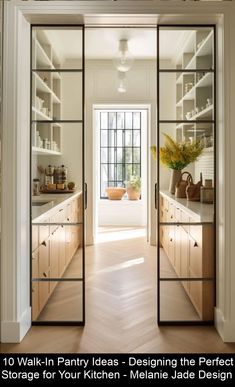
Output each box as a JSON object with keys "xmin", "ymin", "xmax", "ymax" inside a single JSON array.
[
  {"xmin": 126, "ymin": 186, "xmax": 141, "ymax": 200},
  {"xmin": 169, "ymin": 169, "xmax": 182, "ymax": 194}
]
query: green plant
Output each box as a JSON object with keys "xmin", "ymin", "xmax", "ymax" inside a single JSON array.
[
  {"xmin": 151, "ymin": 133, "xmax": 203, "ymax": 170},
  {"xmin": 125, "ymin": 175, "xmax": 141, "ymax": 192}
]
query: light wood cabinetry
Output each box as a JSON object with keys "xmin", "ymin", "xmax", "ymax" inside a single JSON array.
[
  {"xmin": 32, "ymin": 29, "xmax": 62, "ymax": 156},
  {"xmin": 32, "ymin": 194, "xmax": 82, "ymax": 320},
  {"xmin": 160, "ymin": 193, "xmax": 214, "ymax": 320}
]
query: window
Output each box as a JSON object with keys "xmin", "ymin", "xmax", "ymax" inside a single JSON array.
[{"xmin": 99, "ymin": 110, "xmax": 142, "ymax": 198}]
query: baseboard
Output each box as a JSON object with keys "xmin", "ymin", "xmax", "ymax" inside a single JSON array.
[
  {"xmin": 215, "ymin": 307, "xmax": 235, "ymax": 342},
  {"xmin": 1, "ymin": 307, "xmax": 31, "ymax": 343}
]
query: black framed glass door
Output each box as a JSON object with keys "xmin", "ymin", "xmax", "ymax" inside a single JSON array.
[
  {"xmin": 30, "ymin": 25, "xmax": 85, "ymax": 325},
  {"xmin": 157, "ymin": 25, "xmax": 216, "ymax": 324}
]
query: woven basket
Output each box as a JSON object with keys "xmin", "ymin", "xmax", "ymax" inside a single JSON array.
[
  {"xmin": 106, "ymin": 187, "xmax": 126, "ymax": 200},
  {"xmin": 175, "ymin": 172, "xmax": 192, "ymax": 198}
]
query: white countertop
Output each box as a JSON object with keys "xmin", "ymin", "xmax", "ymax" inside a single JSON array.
[
  {"xmin": 32, "ymin": 190, "xmax": 82, "ymax": 223},
  {"xmin": 160, "ymin": 190, "xmax": 214, "ymax": 223}
]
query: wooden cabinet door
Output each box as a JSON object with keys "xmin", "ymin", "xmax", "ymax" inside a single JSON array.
[
  {"xmin": 59, "ymin": 225, "xmax": 66, "ymax": 276},
  {"xmin": 174, "ymin": 225, "xmax": 181, "ymax": 276},
  {"xmin": 32, "ymin": 226, "xmax": 38, "ymax": 252},
  {"xmin": 180, "ymin": 227, "xmax": 189, "ymax": 292},
  {"xmin": 50, "ymin": 228, "xmax": 59, "ymax": 292},
  {"xmin": 168, "ymin": 225, "xmax": 175, "ymax": 266},
  {"xmin": 38, "ymin": 241, "xmax": 50, "ymax": 311}
]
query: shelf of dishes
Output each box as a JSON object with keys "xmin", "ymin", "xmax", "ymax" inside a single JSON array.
[
  {"xmin": 176, "ymin": 72, "xmax": 213, "ymax": 106},
  {"xmin": 32, "ymin": 129, "xmax": 61, "ymax": 154}
]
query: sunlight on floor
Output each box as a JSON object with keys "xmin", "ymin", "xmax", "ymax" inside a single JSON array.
[{"xmin": 96, "ymin": 226, "xmax": 147, "ymax": 243}]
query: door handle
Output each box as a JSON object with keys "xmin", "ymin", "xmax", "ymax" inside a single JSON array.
[
  {"xmin": 155, "ymin": 182, "xmax": 158, "ymax": 210},
  {"xmin": 84, "ymin": 182, "xmax": 87, "ymax": 210}
]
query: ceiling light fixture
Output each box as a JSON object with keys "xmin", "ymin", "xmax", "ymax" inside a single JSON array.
[
  {"xmin": 117, "ymin": 71, "xmax": 127, "ymax": 93},
  {"xmin": 113, "ymin": 39, "xmax": 134, "ymax": 72}
]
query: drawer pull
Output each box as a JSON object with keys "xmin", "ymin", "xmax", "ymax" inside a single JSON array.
[
  {"xmin": 43, "ymin": 272, "xmax": 47, "ymax": 277},
  {"xmin": 171, "ymin": 215, "xmax": 173, "ymax": 219},
  {"xmin": 194, "ymin": 241, "xmax": 198, "ymax": 247},
  {"xmin": 170, "ymin": 238, "xmax": 173, "ymax": 242},
  {"xmin": 67, "ymin": 218, "xmax": 70, "ymax": 221},
  {"xmin": 59, "ymin": 209, "xmax": 63, "ymax": 212},
  {"xmin": 42, "ymin": 241, "xmax": 47, "ymax": 247}
]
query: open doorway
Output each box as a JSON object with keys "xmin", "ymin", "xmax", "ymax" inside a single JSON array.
[
  {"xmin": 93, "ymin": 106, "xmax": 149, "ymax": 243},
  {"xmin": 85, "ymin": 27, "xmax": 157, "ymax": 248}
]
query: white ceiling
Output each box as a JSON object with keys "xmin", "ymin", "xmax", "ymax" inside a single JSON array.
[{"xmin": 45, "ymin": 28, "xmax": 189, "ymax": 61}]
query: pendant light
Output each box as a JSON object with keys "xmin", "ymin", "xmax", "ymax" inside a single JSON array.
[
  {"xmin": 113, "ymin": 39, "xmax": 134, "ymax": 72},
  {"xmin": 117, "ymin": 71, "xmax": 127, "ymax": 93}
]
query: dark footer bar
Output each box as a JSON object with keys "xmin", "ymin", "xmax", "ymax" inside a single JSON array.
[{"xmin": 0, "ymin": 354, "xmax": 234, "ymax": 385}]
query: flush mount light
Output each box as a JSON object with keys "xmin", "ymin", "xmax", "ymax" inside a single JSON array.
[
  {"xmin": 117, "ymin": 71, "xmax": 127, "ymax": 93},
  {"xmin": 113, "ymin": 39, "xmax": 134, "ymax": 72}
]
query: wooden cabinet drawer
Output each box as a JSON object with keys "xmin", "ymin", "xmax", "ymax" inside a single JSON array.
[
  {"xmin": 181, "ymin": 211, "xmax": 189, "ymax": 232},
  {"xmin": 168, "ymin": 202, "xmax": 175, "ymax": 222},
  {"xmin": 175, "ymin": 207, "xmax": 181, "ymax": 222},
  {"xmin": 39, "ymin": 221, "xmax": 50, "ymax": 245},
  {"xmin": 189, "ymin": 225, "xmax": 202, "ymax": 245}
]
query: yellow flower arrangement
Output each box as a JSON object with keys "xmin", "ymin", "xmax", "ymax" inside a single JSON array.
[{"xmin": 151, "ymin": 133, "xmax": 203, "ymax": 170}]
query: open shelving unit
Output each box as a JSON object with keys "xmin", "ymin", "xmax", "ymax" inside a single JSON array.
[
  {"xmin": 31, "ymin": 29, "xmax": 62, "ymax": 155},
  {"xmin": 175, "ymin": 29, "xmax": 214, "ymax": 148}
]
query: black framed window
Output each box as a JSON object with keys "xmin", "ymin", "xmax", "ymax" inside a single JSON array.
[{"xmin": 100, "ymin": 111, "xmax": 142, "ymax": 198}]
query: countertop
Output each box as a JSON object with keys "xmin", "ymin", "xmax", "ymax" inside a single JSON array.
[
  {"xmin": 160, "ymin": 190, "xmax": 214, "ymax": 223},
  {"xmin": 32, "ymin": 190, "xmax": 82, "ymax": 223}
]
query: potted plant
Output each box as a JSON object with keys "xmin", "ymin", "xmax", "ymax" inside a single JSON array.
[
  {"xmin": 151, "ymin": 133, "xmax": 203, "ymax": 194},
  {"xmin": 125, "ymin": 175, "xmax": 141, "ymax": 200}
]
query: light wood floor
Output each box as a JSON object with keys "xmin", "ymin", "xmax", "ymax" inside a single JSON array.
[{"xmin": 1, "ymin": 227, "xmax": 235, "ymax": 353}]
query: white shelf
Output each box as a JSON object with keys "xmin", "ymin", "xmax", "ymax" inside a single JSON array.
[
  {"xmin": 196, "ymin": 30, "xmax": 213, "ymax": 57},
  {"xmin": 196, "ymin": 72, "xmax": 213, "ymax": 88},
  {"xmin": 32, "ymin": 147, "xmax": 61, "ymax": 156},
  {"xmin": 35, "ymin": 40, "xmax": 53, "ymax": 69},
  {"xmin": 32, "ymin": 106, "xmax": 52, "ymax": 121},
  {"xmin": 188, "ymin": 104, "xmax": 213, "ymax": 121},
  {"xmin": 34, "ymin": 73, "xmax": 61, "ymax": 104}
]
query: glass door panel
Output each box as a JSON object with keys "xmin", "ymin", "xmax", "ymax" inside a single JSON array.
[
  {"xmin": 31, "ymin": 26, "xmax": 85, "ymax": 325},
  {"xmin": 157, "ymin": 26, "xmax": 215, "ymax": 324}
]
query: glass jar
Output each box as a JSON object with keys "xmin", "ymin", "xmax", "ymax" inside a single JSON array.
[{"xmin": 33, "ymin": 178, "xmax": 40, "ymax": 196}]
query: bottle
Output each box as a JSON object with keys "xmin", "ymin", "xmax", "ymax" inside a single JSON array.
[
  {"xmin": 33, "ymin": 178, "xmax": 40, "ymax": 196},
  {"xmin": 200, "ymin": 179, "xmax": 214, "ymax": 204},
  {"xmin": 61, "ymin": 165, "xmax": 68, "ymax": 189}
]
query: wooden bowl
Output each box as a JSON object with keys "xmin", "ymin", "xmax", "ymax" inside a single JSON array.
[{"xmin": 105, "ymin": 187, "xmax": 126, "ymax": 200}]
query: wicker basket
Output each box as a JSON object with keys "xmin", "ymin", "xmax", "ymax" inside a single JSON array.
[{"xmin": 106, "ymin": 187, "xmax": 126, "ymax": 200}]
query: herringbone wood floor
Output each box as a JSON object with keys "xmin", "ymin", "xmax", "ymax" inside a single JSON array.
[{"xmin": 1, "ymin": 227, "xmax": 235, "ymax": 353}]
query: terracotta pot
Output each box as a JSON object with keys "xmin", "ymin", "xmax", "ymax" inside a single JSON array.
[
  {"xmin": 105, "ymin": 187, "xmax": 126, "ymax": 200},
  {"xmin": 126, "ymin": 186, "xmax": 141, "ymax": 200},
  {"xmin": 169, "ymin": 169, "xmax": 182, "ymax": 194}
]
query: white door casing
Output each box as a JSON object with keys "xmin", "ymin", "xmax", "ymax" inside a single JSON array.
[{"xmin": 1, "ymin": 0, "xmax": 235, "ymax": 342}]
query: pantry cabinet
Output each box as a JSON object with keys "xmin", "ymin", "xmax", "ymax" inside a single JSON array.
[
  {"xmin": 32, "ymin": 193, "xmax": 82, "ymax": 320},
  {"xmin": 160, "ymin": 192, "xmax": 214, "ymax": 320}
]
